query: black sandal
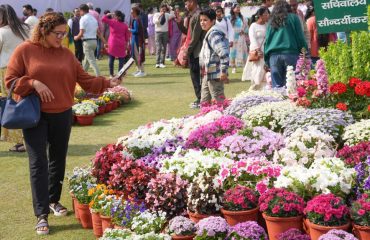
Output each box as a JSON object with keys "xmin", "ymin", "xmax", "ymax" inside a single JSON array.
[
  {"xmin": 35, "ymin": 214, "xmax": 49, "ymax": 235},
  {"xmin": 9, "ymin": 143, "xmax": 26, "ymax": 152},
  {"xmin": 49, "ymin": 202, "xmax": 68, "ymax": 216}
]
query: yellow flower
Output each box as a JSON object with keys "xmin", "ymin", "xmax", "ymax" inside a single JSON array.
[{"xmin": 88, "ymin": 188, "xmax": 95, "ymax": 196}]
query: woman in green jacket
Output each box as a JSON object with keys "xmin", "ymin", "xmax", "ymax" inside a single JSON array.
[{"xmin": 264, "ymin": 0, "xmax": 307, "ymax": 88}]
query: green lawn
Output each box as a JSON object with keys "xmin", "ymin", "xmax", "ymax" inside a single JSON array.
[{"xmin": 0, "ymin": 55, "xmax": 249, "ymax": 239}]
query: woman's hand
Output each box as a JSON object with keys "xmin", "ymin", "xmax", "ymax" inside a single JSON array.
[
  {"xmin": 33, "ymin": 80, "xmax": 55, "ymax": 103},
  {"xmin": 109, "ymin": 76, "xmax": 122, "ymax": 87}
]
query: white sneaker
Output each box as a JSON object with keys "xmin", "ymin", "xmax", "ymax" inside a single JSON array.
[
  {"xmin": 134, "ymin": 71, "xmax": 146, "ymax": 77},
  {"xmin": 155, "ymin": 64, "xmax": 160, "ymax": 68},
  {"xmin": 132, "ymin": 71, "xmax": 139, "ymax": 76},
  {"xmin": 159, "ymin": 64, "xmax": 166, "ymax": 68},
  {"xmin": 232, "ymin": 68, "xmax": 236, "ymax": 74}
]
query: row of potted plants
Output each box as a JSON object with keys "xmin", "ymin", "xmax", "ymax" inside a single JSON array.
[{"xmin": 72, "ymin": 85, "xmax": 132, "ymax": 126}]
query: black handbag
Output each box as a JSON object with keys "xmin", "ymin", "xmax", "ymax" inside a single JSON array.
[{"xmin": 0, "ymin": 79, "xmax": 40, "ymax": 129}]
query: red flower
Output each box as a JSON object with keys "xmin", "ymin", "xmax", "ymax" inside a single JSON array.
[
  {"xmin": 329, "ymin": 82, "xmax": 347, "ymax": 94},
  {"xmin": 349, "ymin": 77, "xmax": 361, "ymax": 88},
  {"xmin": 357, "ymin": 209, "xmax": 365, "ymax": 216},
  {"xmin": 297, "ymin": 87, "xmax": 307, "ymax": 97},
  {"xmin": 368, "ymin": 105, "xmax": 370, "ymax": 112},
  {"xmin": 355, "ymin": 82, "xmax": 367, "ymax": 96},
  {"xmin": 336, "ymin": 102, "xmax": 348, "ymax": 111}
]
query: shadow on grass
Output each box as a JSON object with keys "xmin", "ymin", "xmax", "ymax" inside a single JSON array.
[
  {"xmin": 67, "ymin": 144, "xmax": 101, "ymax": 156},
  {"xmin": 126, "ymin": 80, "xmax": 178, "ymax": 86},
  {"xmin": 49, "ymin": 223, "xmax": 83, "ymax": 235},
  {"xmin": 0, "ymin": 150, "xmax": 27, "ymax": 158}
]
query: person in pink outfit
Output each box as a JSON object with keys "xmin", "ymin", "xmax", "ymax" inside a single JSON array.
[{"xmin": 102, "ymin": 11, "xmax": 130, "ymax": 77}]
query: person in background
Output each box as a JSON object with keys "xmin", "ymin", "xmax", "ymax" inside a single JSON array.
[
  {"xmin": 45, "ymin": 8, "xmax": 54, "ymax": 13},
  {"xmin": 74, "ymin": 4, "xmax": 106, "ymax": 76},
  {"xmin": 215, "ymin": 6, "xmax": 234, "ymax": 48},
  {"xmin": 242, "ymin": 7, "xmax": 270, "ymax": 90},
  {"xmin": 168, "ymin": 5, "xmax": 182, "ymax": 61},
  {"xmin": 199, "ymin": 8, "xmax": 229, "ymax": 104},
  {"xmin": 68, "ymin": 8, "xmax": 84, "ymax": 62},
  {"xmin": 86, "ymin": 2, "xmax": 103, "ymax": 60},
  {"xmin": 102, "ymin": 10, "xmax": 130, "ymax": 77},
  {"xmin": 22, "ymin": 4, "xmax": 39, "ymax": 30},
  {"xmin": 305, "ymin": 1, "xmax": 319, "ymax": 66},
  {"xmin": 261, "ymin": 0, "xmax": 273, "ymax": 11},
  {"xmin": 0, "ymin": 4, "xmax": 30, "ymax": 152},
  {"xmin": 287, "ymin": 0, "xmax": 311, "ymax": 51},
  {"xmin": 94, "ymin": 7, "xmax": 102, "ymax": 59},
  {"xmin": 147, "ymin": 7, "xmax": 156, "ymax": 55},
  {"xmin": 153, "ymin": 4, "xmax": 174, "ymax": 68},
  {"xmin": 5, "ymin": 12, "xmax": 121, "ymax": 235},
  {"xmin": 130, "ymin": 6, "xmax": 146, "ymax": 77},
  {"xmin": 229, "ymin": 4, "xmax": 249, "ymax": 74},
  {"xmin": 33, "ymin": 8, "xmax": 37, "ymax": 16},
  {"xmin": 264, "ymin": 0, "xmax": 307, "ymax": 88},
  {"xmin": 138, "ymin": 3, "xmax": 148, "ymax": 42},
  {"xmin": 175, "ymin": 0, "xmax": 206, "ymax": 109}
]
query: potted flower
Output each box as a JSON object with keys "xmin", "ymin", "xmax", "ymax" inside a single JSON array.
[
  {"xmin": 351, "ymin": 193, "xmax": 370, "ymax": 240},
  {"xmin": 168, "ymin": 216, "xmax": 196, "ymax": 240},
  {"xmin": 110, "ymin": 198, "xmax": 146, "ymax": 229},
  {"xmin": 100, "ymin": 228, "xmax": 133, "ymax": 239},
  {"xmin": 259, "ymin": 188, "xmax": 305, "ymax": 240},
  {"xmin": 99, "ymin": 194, "xmax": 116, "ymax": 232},
  {"xmin": 195, "ymin": 216, "xmax": 229, "ymax": 240},
  {"xmin": 221, "ymin": 185, "xmax": 259, "ymax": 226},
  {"xmin": 145, "ymin": 173, "xmax": 188, "ymax": 219},
  {"xmin": 109, "ymin": 158, "xmax": 158, "ymax": 201},
  {"xmin": 107, "ymin": 85, "xmax": 132, "ymax": 105},
  {"xmin": 67, "ymin": 166, "xmax": 95, "ymax": 227},
  {"xmin": 228, "ymin": 221, "xmax": 268, "ymax": 240},
  {"xmin": 93, "ymin": 97, "xmax": 106, "ymax": 115},
  {"xmin": 187, "ymin": 174, "xmax": 223, "ymax": 223},
  {"xmin": 72, "ymin": 102, "xmax": 98, "ymax": 126},
  {"xmin": 91, "ymin": 144, "xmax": 123, "ymax": 185},
  {"xmin": 277, "ymin": 228, "xmax": 310, "ymax": 240},
  {"xmin": 130, "ymin": 210, "xmax": 167, "ymax": 234},
  {"xmin": 102, "ymin": 91, "xmax": 118, "ymax": 110},
  {"xmin": 101, "ymin": 95, "xmax": 112, "ymax": 112},
  {"xmin": 318, "ymin": 229, "xmax": 358, "ymax": 240},
  {"xmin": 304, "ymin": 194, "xmax": 350, "ymax": 240}
]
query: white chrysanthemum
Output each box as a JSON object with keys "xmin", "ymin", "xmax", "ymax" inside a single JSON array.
[
  {"xmin": 343, "ymin": 119, "xmax": 370, "ymax": 146},
  {"xmin": 242, "ymin": 101, "xmax": 303, "ymax": 131},
  {"xmin": 234, "ymin": 89, "xmax": 285, "ymax": 101}
]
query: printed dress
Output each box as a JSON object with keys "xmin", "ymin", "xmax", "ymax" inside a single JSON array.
[{"xmin": 229, "ymin": 16, "xmax": 249, "ymax": 67}]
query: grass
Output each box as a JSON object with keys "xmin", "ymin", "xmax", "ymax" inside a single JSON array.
[{"xmin": 0, "ymin": 55, "xmax": 249, "ymax": 239}]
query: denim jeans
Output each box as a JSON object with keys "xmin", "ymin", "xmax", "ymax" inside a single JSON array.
[
  {"xmin": 269, "ymin": 53, "xmax": 299, "ymax": 88},
  {"xmin": 155, "ymin": 32, "xmax": 169, "ymax": 64},
  {"xmin": 108, "ymin": 55, "xmax": 125, "ymax": 76}
]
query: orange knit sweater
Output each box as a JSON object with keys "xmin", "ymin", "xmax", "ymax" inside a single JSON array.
[{"xmin": 5, "ymin": 41, "xmax": 110, "ymax": 113}]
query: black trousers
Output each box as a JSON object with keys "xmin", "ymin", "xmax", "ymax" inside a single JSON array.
[
  {"xmin": 189, "ymin": 54, "xmax": 201, "ymax": 102},
  {"xmin": 74, "ymin": 39, "xmax": 84, "ymax": 63},
  {"xmin": 23, "ymin": 109, "xmax": 72, "ymax": 216}
]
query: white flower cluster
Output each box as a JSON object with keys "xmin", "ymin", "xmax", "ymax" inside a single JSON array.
[
  {"xmin": 117, "ymin": 118, "xmax": 184, "ymax": 150},
  {"xmin": 180, "ymin": 110, "xmax": 223, "ymax": 140},
  {"xmin": 234, "ymin": 89, "xmax": 285, "ymax": 101},
  {"xmin": 100, "ymin": 228, "xmax": 171, "ymax": 240},
  {"xmin": 286, "ymin": 65, "xmax": 297, "ymax": 96},
  {"xmin": 160, "ymin": 149, "xmax": 233, "ymax": 182},
  {"xmin": 274, "ymin": 157, "xmax": 356, "ymax": 197},
  {"xmin": 342, "ymin": 119, "xmax": 370, "ymax": 146},
  {"xmin": 242, "ymin": 101, "xmax": 303, "ymax": 131},
  {"xmin": 72, "ymin": 102, "xmax": 98, "ymax": 116},
  {"xmin": 131, "ymin": 210, "xmax": 167, "ymax": 235},
  {"xmin": 274, "ymin": 127, "xmax": 336, "ymax": 167}
]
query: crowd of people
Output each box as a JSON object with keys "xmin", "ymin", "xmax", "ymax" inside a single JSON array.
[{"xmin": 0, "ymin": 0, "xmax": 347, "ymax": 236}]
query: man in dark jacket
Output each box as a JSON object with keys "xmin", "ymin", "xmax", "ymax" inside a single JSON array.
[{"xmin": 176, "ymin": 0, "xmax": 206, "ymax": 108}]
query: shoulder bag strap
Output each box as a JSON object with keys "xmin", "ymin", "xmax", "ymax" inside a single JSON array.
[{"xmin": 7, "ymin": 79, "xmax": 18, "ymax": 100}]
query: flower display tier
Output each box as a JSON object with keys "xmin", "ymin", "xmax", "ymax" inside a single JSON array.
[{"xmin": 68, "ymin": 84, "xmax": 369, "ymax": 239}]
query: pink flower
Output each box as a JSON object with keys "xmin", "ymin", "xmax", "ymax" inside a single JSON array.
[
  {"xmin": 297, "ymin": 87, "xmax": 307, "ymax": 97},
  {"xmin": 272, "ymin": 205, "xmax": 280, "ymax": 214},
  {"xmin": 357, "ymin": 209, "xmax": 365, "ymax": 216}
]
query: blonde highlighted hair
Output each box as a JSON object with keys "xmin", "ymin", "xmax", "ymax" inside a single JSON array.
[{"xmin": 31, "ymin": 12, "xmax": 66, "ymax": 42}]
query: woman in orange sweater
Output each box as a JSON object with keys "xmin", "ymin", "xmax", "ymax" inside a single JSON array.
[{"xmin": 4, "ymin": 12, "xmax": 121, "ymax": 235}]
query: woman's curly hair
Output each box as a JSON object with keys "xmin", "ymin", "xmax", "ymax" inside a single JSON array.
[
  {"xmin": 269, "ymin": 0, "xmax": 292, "ymax": 29},
  {"xmin": 31, "ymin": 12, "xmax": 66, "ymax": 42}
]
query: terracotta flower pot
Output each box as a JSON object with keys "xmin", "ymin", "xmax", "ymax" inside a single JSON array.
[
  {"xmin": 91, "ymin": 211, "xmax": 103, "ymax": 238},
  {"xmin": 76, "ymin": 114, "xmax": 94, "ymax": 126},
  {"xmin": 101, "ymin": 215, "xmax": 114, "ymax": 233},
  {"xmin": 221, "ymin": 207, "xmax": 259, "ymax": 226},
  {"xmin": 262, "ymin": 213, "xmax": 303, "ymax": 240},
  {"xmin": 353, "ymin": 224, "xmax": 370, "ymax": 240},
  {"xmin": 105, "ymin": 102, "xmax": 113, "ymax": 112},
  {"xmin": 76, "ymin": 202, "xmax": 93, "ymax": 229},
  {"xmin": 305, "ymin": 218, "xmax": 350, "ymax": 240},
  {"xmin": 112, "ymin": 101, "xmax": 118, "ymax": 110},
  {"xmin": 97, "ymin": 105, "xmax": 106, "ymax": 115},
  {"xmin": 72, "ymin": 197, "xmax": 80, "ymax": 222},
  {"xmin": 171, "ymin": 234, "xmax": 195, "ymax": 240},
  {"xmin": 187, "ymin": 211, "xmax": 220, "ymax": 223}
]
